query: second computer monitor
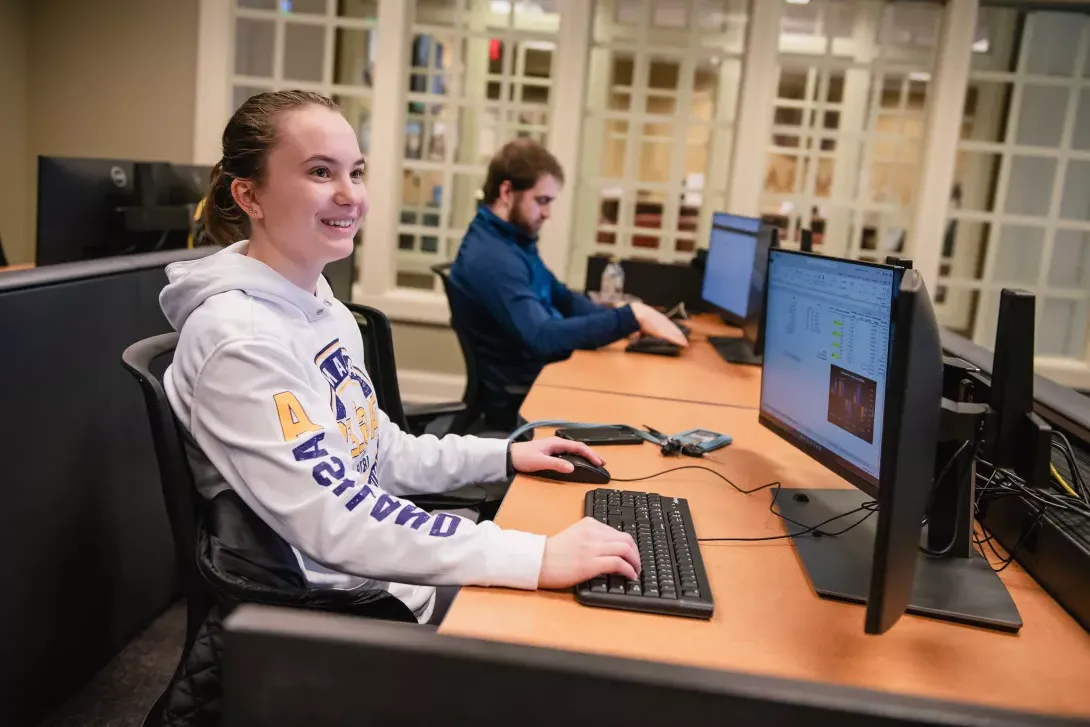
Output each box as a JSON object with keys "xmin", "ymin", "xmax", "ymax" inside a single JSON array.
[
  {"xmin": 701, "ymin": 212, "xmax": 762, "ymax": 325},
  {"xmin": 759, "ymin": 250, "xmax": 901, "ymax": 497}
]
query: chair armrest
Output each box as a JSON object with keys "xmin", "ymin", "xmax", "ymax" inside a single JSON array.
[
  {"xmin": 404, "ymin": 401, "xmax": 467, "ymax": 437},
  {"xmin": 404, "ymin": 485, "xmax": 489, "ymax": 512},
  {"xmin": 404, "ymin": 401, "xmax": 467, "ymax": 420}
]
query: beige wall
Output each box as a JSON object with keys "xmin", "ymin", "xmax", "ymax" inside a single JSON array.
[
  {"xmin": 0, "ymin": 0, "xmax": 31, "ymax": 264},
  {"xmin": 18, "ymin": 0, "xmax": 200, "ymax": 263},
  {"xmin": 28, "ymin": 0, "xmax": 199, "ymax": 163},
  {"xmin": 391, "ymin": 321, "xmax": 466, "ymax": 377}
]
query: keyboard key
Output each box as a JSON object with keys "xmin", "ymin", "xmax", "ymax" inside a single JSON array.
[
  {"xmin": 608, "ymin": 576, "xmax": 625, "ymax": 594},
  {"xmin": 589, "ymin": 577, "xmax": 607, "ymax": 593}
]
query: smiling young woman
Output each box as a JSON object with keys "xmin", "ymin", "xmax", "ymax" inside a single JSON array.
[{"xmin": 159, "ymin": 90, "xmax": 639, "ymax": 626}]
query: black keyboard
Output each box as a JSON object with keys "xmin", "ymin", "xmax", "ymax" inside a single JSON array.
[
  {"xmin": 576, "ymin": 489, "xmax": 714, "ymax": 619},
  {"xmin": 625, "ymin": 324, "xmax": 691, "ymax": 355}
]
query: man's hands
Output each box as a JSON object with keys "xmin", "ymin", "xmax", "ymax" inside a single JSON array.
[
  {"xmin": 510, "ymin": 436, "xmax": 604, "ymax": 474},
  {"xmin": 629, "ymin": 301, "xmax": 688, "ymax": 347},
  {"xmin": 538, "ymin": 517, "xmax": 641, "ymax": 588}
]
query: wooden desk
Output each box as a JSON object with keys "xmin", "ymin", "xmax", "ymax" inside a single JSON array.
[
  {"xmin": 534, "ymin": 314, "xmax": 763, "ymax": 409},
  {"xmin": 441, "ymin": 388, "xmax": 1090, "ymax": 720},
  {"xmin": 0, "ymin": 263, "xmax": 33, "ymax": 273}
]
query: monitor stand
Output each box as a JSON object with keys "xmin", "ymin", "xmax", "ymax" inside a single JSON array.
[
  {"xmin": 707, "ymin": 335, "xmax": 762, "ymax": 366},
  {"xmin": 776, "ymin": 488, "xmax": 1022, "ymax": 633}
]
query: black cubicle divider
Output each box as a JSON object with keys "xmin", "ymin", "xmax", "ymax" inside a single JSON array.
[
  {"xmin": 0, "ymin": 247, "xmax": 212, "ymax": 727},
  {"xmin": 584, "ymin": 254, "xmax": 708, "ymax": 312}
]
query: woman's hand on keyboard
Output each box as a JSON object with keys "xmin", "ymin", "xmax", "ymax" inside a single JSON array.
[
  {"xmin": 630, "ymin": 302, "xmax": 689, "ymax": 347},
  {"xmin": 538, "ymin": 517, "xmax": 641, "ymax": 589}
]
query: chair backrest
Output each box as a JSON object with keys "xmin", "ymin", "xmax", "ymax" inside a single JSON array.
[
  {"xmin": 431, "ymin": 262, "xmax": 484, "ymax": 432},
  {"xmin": 343, "ymin": 302, "xmax": 410, "ymax": 431},
  {"xmin": 120, "ymin": 333, "xmax": 202, "ymax": 598}
]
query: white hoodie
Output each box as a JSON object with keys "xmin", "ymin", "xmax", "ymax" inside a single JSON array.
[{"xmin": 160, "ymin": 241, "xmax": 546, "ymax": 622}]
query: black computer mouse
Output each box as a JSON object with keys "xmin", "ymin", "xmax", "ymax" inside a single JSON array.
[{"xmin": 535, "ymin": 452, "xmax": 611, "ymax": 485}]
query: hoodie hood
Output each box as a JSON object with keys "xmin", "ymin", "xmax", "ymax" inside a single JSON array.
[{"xmin": 160, "ymin": 241, "xmax": 338, "ymax": 330}]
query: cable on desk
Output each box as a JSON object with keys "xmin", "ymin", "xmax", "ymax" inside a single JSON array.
[
  {"xmin": 614, "ymin": 464, "xmax": 879, "ymax": 543},
  {"xmin": 971, "ymin": 452, "xmax": 1090, "ymax": 573}
]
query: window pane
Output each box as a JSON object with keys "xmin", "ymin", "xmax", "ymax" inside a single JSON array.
[
  {"xmin": 338, "ymin": 0, "xmax": 377, "ymax": 19},
  {"xmin": 952, "ymin": 151, "xmax": 1001, "ymax": 212},
  {"xmin": 235, "ymin": 19, "xmax": 275, "ymax": 77},
  {"xmin": 1074, "ymin": 90, "xmax": 1090, "ymax": 151},
  {"xmin": 1060, "ymin": 161, "xmax": 1090, "ymax": 222},
  {"xmin": 285, "ymin": 0, "xmax": 327, "ymax": 14},
  {"xmin": 1025, "ymin": 12, "xmax": 1085, "ymax": 77},
  {"xmin": 284, "ymin": 23, "xmax": 326, "ymax": 82},
  {"xmin": 1050, "ymin": 229, "xmax": 1090, "ymax": 289},
  {"xmin": 962, "ymin": 82, "xmax": 1013, "ymax": 142},
  {"xmin": 334, "ymin": 27, "xmax": 375, "ymax": 87},
  {"xmin": 648, "ymin": 59, "xmax": 680, "ymax": 90},
  {"xmin": 1003, "ymin": 156, "xmax": 1056, "ymax": 217},
  {"xmin": 233, "ymin": 85, "xmax": 270, "ymax": 112},
  {"xmin": 1015, "ymin": 85, "xmax": 1069, "ymax": 147},
  {"xmin": 334, "ymin": 95, "xmax": 371, "ymax": 153},
  {"xmin": 993, "ymin": 225, "xmax": 1043, "ymax": 285},
  {"xmin": 1038, "ymin": 299, "xmax": 1082, "ymax": 357}
]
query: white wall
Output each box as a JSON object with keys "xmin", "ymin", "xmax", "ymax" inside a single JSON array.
[{"xmin": 0, "ymin": 0, "xmax": 31, "ymax": 265}]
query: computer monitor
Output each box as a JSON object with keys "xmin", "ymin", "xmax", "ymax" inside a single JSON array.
[
  {"xmin": 760, "ymin": 250, "xmax": 902, "ymax": 496},
  {"xmin": 36, "ymin": 156, "xmax": 209, "ymax": 266},
  {"xmin": 706, "ymin": 225, "xmax": 778, "ymax": 367},
  {"xmin": 759, "ymin": 250, "xmax": 1021, "ymax": 634},
  {"xmin": 701, "ymin": 212, "xmax": 761, "ymax": 325}
]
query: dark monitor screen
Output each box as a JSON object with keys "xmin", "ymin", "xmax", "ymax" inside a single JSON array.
[
  {"xmin": 701, "ymin": 213, "xmax": 760, "ymax": 322},
  {"xmin": 36, "ymin": 156, "xmax": 210, "ymax": 266},
  {"xmin": 759, "ymin": 250, "xmax": 900, "ymax": 496}
]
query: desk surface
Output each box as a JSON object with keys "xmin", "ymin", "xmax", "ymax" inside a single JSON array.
[
  {"xmin": 441, "ymin": 389, "xmax": 1090, "ymax": 719},
  {"xmin": 0, "ymin": 263, "xmax": 33, "ymax": 273},
  {"xmin": 533, "ymin": 314, "xmax": 762, "ymax": 410}
]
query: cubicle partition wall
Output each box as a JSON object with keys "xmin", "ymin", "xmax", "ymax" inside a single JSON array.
[{"xmin": 0, "ymin": 248, "xmax": 212, "ymax": 726}]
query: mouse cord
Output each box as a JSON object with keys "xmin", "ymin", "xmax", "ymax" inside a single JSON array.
[{"xmin": 611, "ymin": 464, "xmax": 878, "ymax": 543}]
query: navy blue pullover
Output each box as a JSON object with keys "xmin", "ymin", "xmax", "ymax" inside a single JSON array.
[{"xmin": 449, "ymin": 206, "xmax": 639, "ymax": 421}]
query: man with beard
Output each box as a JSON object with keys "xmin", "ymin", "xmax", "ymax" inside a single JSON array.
[{"xmin": 449, "ymin": 139, "xmax": 687, "ymax": 430}]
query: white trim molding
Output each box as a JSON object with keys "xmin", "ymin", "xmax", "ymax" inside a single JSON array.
[
  {"xmin": 193, "ymin": 0, "xmax": 234, "ymax": 164},
  {"xmin": 911, "ymin": 0, "xmax": 977, "ymax": 294}
]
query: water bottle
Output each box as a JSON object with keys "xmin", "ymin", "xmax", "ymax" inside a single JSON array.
[{"xmin": 600, "ymin": 257, "xmax": 625, "ymax": 305}]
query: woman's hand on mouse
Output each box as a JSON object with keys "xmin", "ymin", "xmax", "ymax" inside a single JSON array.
[
  {"xmin": 538, "ymin": 517, "xmax": 640, "ymax": 588},
  {"xmin": 509, "ymin": 436, "xmax": 605, "ymax": 474}
]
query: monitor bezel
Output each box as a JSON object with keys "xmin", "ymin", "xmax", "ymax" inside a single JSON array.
[
  {"xmin": 701, "ymin": 212, "xmax": 762, "ymax": 326},
  {"xmin": 757, "ymin": 249, "xmax": 903, "ymax": 499}
]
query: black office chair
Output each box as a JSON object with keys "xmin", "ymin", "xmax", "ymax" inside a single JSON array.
[
  {"xmin": 122, "ymin": 334, "xmax": 442, "ymax": 726},
  {"xmin": 0, "ymin": 232, "xmax": 8, "ymax": 267},
  {"xmin": 431, "ymin": 263, "xmax": 531, "ymax": 436},
  {"xmin": 343, "ymin": 301, "xmax": 466, "ymax": 437}
]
